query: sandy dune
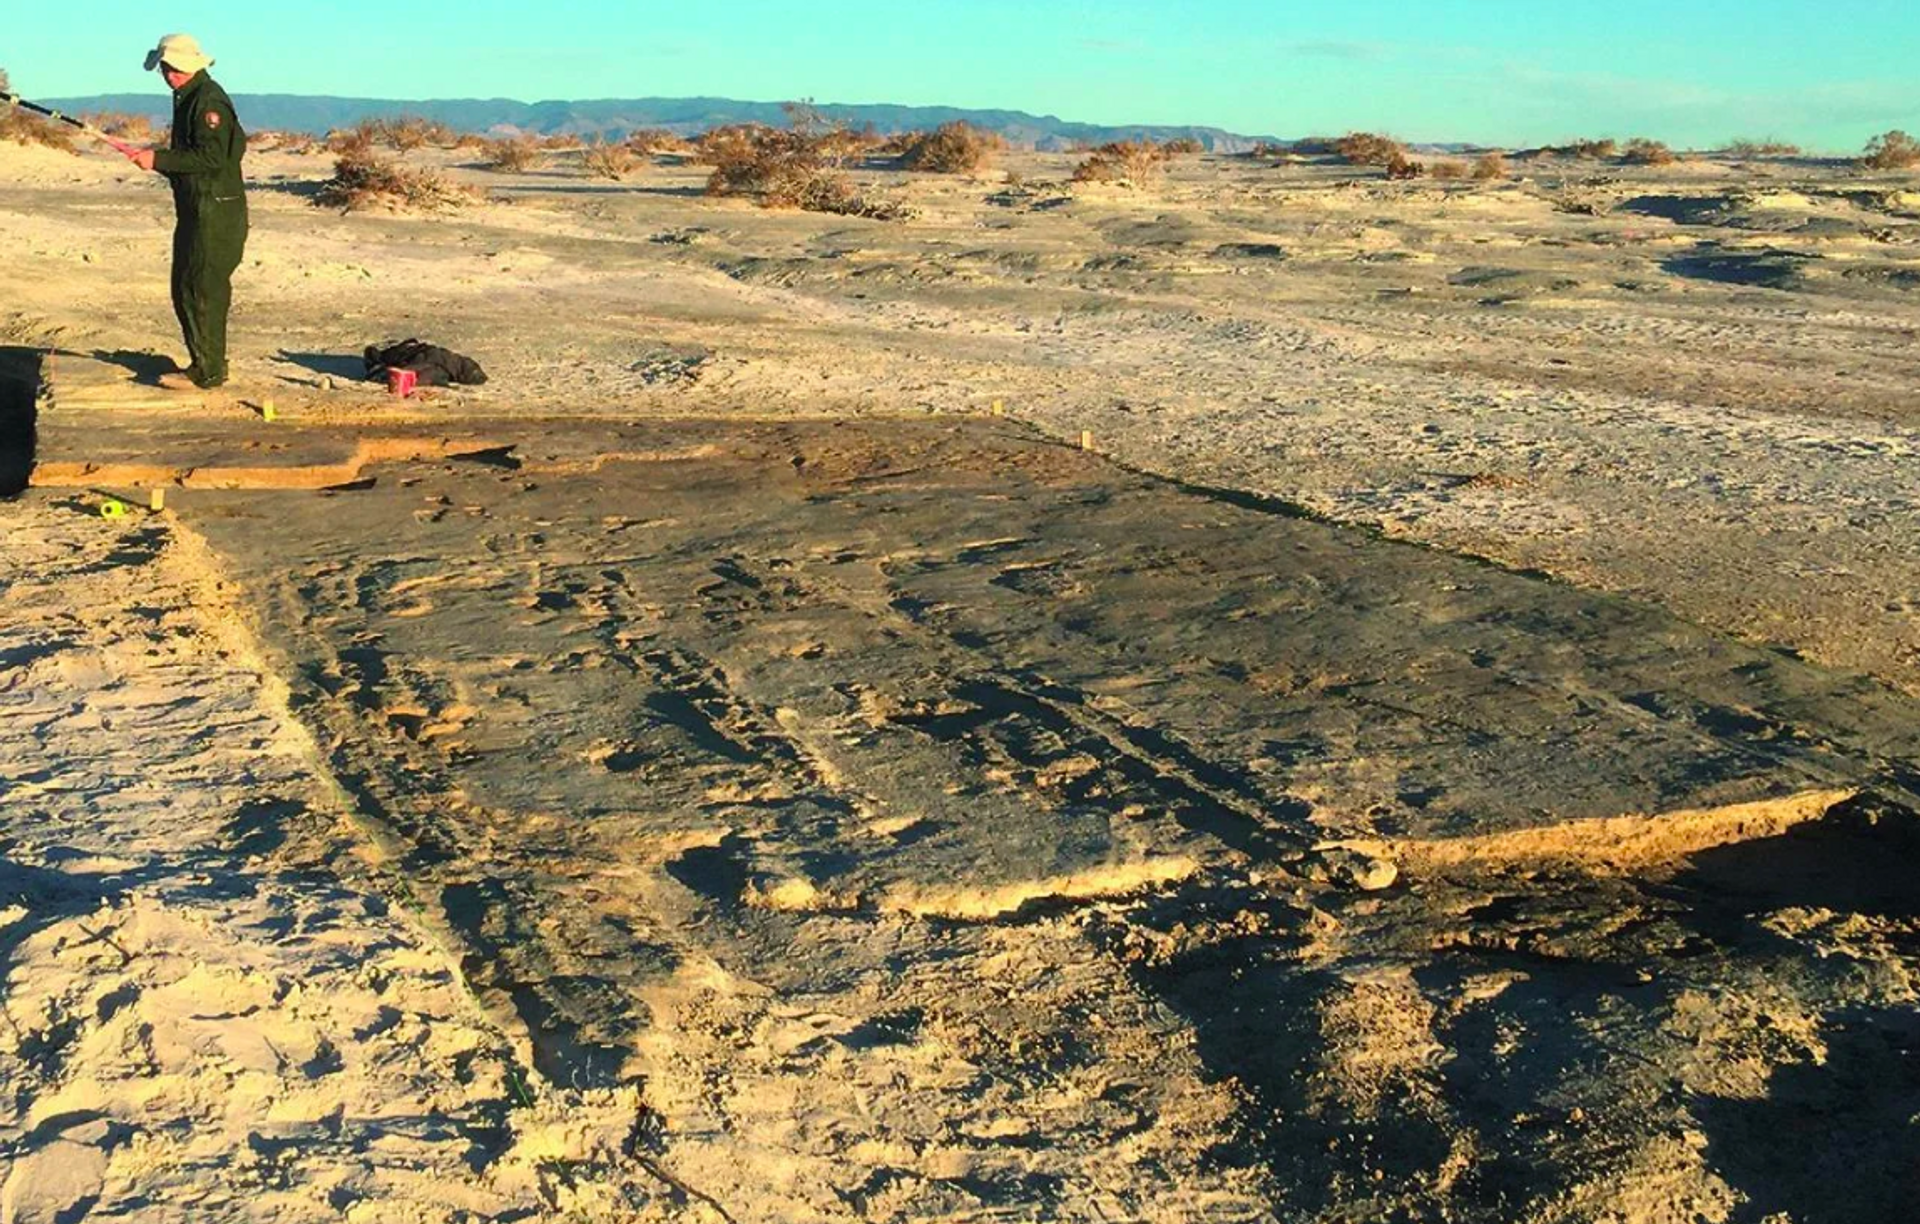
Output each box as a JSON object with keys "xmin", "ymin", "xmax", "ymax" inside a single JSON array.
[{"xmin": 3, "ymin": 137, "xmax": 1918, "ymax": 1222}]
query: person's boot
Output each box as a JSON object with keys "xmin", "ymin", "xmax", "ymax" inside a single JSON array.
[{"xmin": 157, "ymin": 363, "xmax": 225, "ymax": 391}]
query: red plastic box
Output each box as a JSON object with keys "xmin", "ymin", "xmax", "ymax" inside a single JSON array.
[{"xmin": 387, "ymin": 367, "xmax": 418, "ymax": 397}]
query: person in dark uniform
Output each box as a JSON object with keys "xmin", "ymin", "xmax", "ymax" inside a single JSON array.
[{"xmin": 127, "ymin": 34, "xmax": 248, "ymax": 391}]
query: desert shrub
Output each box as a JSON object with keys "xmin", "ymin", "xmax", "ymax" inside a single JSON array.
[
  {"xmin": 482, "ymin": 135, "xmax": 540, "ymax": 172},
  {"xmin": 1072, "ymin": 140, "xmax": 1172, "ymax": 185},
  {"xmin": 1385, "ymin": 152, "xmax": 1425, "ymax": 180},
  {"xmin": 701, "ymin": 122, "xmax": 904, "ymax": 218},
  {"xmin": 777, "ymin": 99, "xmax": 882, "ymax": 163},
  {"xmin": 788, "ymin": 174, "xmax": 854, "ymax": 212},
  {"xmin": 1438, "ymin": 153, "xmax": 1509, "ymax": 182},
  {"xmin": 1622, "ymin": 137, "xmax": 1677, "ymax": 165},
  {"xmin": 452, "ymin": 132, "xmax": 489, "ymax": 151},
  {"xmin": 382, "ymin": 115, "xmax": 454, "ymax": 151},
  {"xmin": 251, "ymin": 129, "xmax": 318, "ymax": 154},
  {"xmin": 0, "ymin": 106, "xmax": 76, "ymax": 152},
  {"xmin": 706, "ymin": 135, "xmax": 817, "ymax": 201},
  {"xmin": 1070, "ymin": 154, "xmax": 1115, "ymax": 183},
  {"xmin": 700, "ymin": 106, "xmax": 873, "ymax": 175},
  {"xmin": 816, "ymin": 127, "xmax": 884, "ymax": 165},
  {"xmin": 1162, "ymin": 136, "xmax": 1205, "ymax": 156},
  {"xmin": 314, "ymin": 150, "xmax": 482, "ymax": 212},
  {"xmin": 1557, "ymin": 137, "xmax": 1617, "ymax": 159},
  {"xmin": 1721, "ymin": 138, "xmax": 1801, "ymax": 158},
  {"xmin": 1863, "ymin": 130, "xmax": 1920, "ymax": 170},
  {"xmin": 1335, "ymin": 132, "xmax": 1405, "ymax": 166},
  {"xmin": 1289, "ymin": 136, "xmax": 1342, "ymax": 156},
  {"xmin": 582, "ymin": 136, "xmax": 639, "ymax": 179},
  {"xmin": 1553, "ymin": 189, "xmax": 1612, "ymax": 216},
  {"xmin": 539, "ymin": 133, "xmax": 582, "ymax": 151},
  {"xmin": 1120, "ymin": 140, "xmax": 1174, "ymax": 177},
  {"xmin": 897, "ymin": 122, "xmax": 1006, "ymax": 173},
  {"xmin": 627, "ymin": 127, "xmax": 693, "ymax": 156},
  {"xmin": 695, "ymin": 123, "xmax": 778, "ymax": 166},
  {"xmin": 326, "ymin": 119, "xmax": 384, "ymax": 156}
]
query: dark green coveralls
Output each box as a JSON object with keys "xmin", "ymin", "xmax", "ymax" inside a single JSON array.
[{"xmin": 152, "ymin": 71, "xmax": 247, "ymax": 388}]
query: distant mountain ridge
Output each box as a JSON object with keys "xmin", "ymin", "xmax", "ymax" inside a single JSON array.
[{"xmin": 39, "ymin": 93, "xmax": 1281, "ymax": 153}]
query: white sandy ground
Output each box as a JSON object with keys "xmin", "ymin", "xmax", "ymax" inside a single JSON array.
[{"xmin": 3, "ymin": 134, "xmax": 1920, "ymax": 1222}]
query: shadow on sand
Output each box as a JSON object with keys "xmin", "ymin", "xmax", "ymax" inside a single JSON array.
[
  {"xmin": 84, "ymin": 348, "xmax": 178, "ymax": 385},
  {"xmin": 1117, "ymin": 786, "xmax": 1920, "ymax": 1219},
  {"xmin": 275, "ymin": 350, "xmax": 371, "ymax": 381},
  {"xmin": 255, "ymin": 177, "xmax": 328, "ymax": 201},
  {"xmin": 1616, "ymin": 195, "xmax": 1732, "ymax": 225},
  {"xmin": 1660, "ymin": 244, "xmax": 1818, "ymax": 290},
  {"xmin": 1696, "ymin": 998, "xmax": 1920, "ymax": 1223}
]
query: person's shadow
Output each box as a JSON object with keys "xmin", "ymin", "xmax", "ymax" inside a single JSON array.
[{"xmin": 86, "ymin": 349, "xmax": 179, "ymax": 386}]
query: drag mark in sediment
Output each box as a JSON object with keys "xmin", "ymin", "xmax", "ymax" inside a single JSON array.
[
  {"xmin": 702, "ymin": 549, "xmax": 1330, "ymax": 871},
  {"xmin": 947, "ymin": 670, "xmax": 1323, "ymax": 862},
  {"xmin": 627, "ymin": 644, "xmax": 870, "ymax": 815}
]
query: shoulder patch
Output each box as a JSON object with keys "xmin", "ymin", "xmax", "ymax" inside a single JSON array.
[{"xmin": 206, "ymin": 111, "xmax": 221, "ymax": 129}]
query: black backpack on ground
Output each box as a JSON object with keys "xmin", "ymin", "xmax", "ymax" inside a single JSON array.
[{"xmin": 363, "ymin": 339, "xmax": 488, "ymax": 387}]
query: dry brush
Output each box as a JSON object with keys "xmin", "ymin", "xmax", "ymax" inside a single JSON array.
[
  {"xmin": 896, "ymin": 122, "xmax": 1005, "ymax": 174},
  {"xmin": 481, "ymin": 135, "xmax": 541, "ymax": 173},
  {"xmin": 1863, "ymin": 131, "xmax": 1920, "ymax": 170},
  {"xmin": 1073, "ymin": 140, "xmax": 1176, "ymax": 185},
  {"xmin": 315, "ymin": 149, "xmax": 484, "ymax": 212},
  {"xmin": 699, "ymin": 119, "xmax": 906, "ymax": 219}
]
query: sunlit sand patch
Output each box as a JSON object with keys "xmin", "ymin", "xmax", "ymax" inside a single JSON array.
[
  {"xmin": 875, "ymin": 856, "xmax": 1202, "ymax": 921},
  {"xmin": 29, "ymin": 435, "xmax": 515, "ymax": 491},
  {"xmin": 1384, "ymin": 788, "xmax": 1856, "ymax": 875},
  {"xmin": 862, "ymin": 812, "xmax": 930, "ymax": 839},
  {"xmin": 744, "ymin": 874, "xmax": 863, "ymax": 914},
  {"xmin": 738, "ymin": 856, "xmax": 1204, "ymax": 921}
]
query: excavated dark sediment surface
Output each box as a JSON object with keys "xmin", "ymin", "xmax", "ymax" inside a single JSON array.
[
  {"xmin": 0, "ymin": 346, "xmax": 40, "ymax": 498},
  {"xmin": 182, "ymin": 418, "xmax": 1920, "ymax": 1221}
]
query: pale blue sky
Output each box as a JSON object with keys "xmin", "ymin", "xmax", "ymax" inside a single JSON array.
[{"xmin": 8, "ymin": 1, "xmax": 1916, "ymax": 149}]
